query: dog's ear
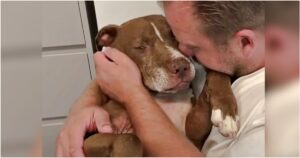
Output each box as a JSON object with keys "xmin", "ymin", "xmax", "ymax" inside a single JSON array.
[{"xmin": 95, "ymin": 25, "xmax": 120, "ymax": 51}]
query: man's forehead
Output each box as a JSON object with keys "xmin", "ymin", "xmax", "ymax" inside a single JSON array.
[
  {"xmin": 163, "ymin": 1, "xmax": 194, "ymax": 11},
  {"xmin": 163, "ymin": 2, "xmax": 201, "ymax": 34},
  {"xmin": 168, "ymin": 22, "xmax": 201, "ymax": 47},
  {"xmin": 163, "ymin": 2, "xmax": 195, "ymax": 23},
  {"xmin": 174, "ymin": 32, "xmax": 199, "ymax": 47}
]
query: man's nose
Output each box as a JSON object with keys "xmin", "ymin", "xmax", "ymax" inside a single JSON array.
[{"xmin": 179, "ymin": 44, "xmax": 193, "ymax": 57}]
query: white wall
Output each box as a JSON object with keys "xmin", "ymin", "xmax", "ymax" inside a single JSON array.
[{"xmin": 94, "ymin": 1, "xmax": 164, "ymax": 29}]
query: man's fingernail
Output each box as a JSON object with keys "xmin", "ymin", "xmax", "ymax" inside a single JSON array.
[
  {"xmin": 101, "ymin": 125, "xmax": 113, "ymax": 133},
  {"xmin": 102, "ymin": 46, "xmax": 108, "ymax": 51},
  {"xmin": 102, "ymin": 46, "xmax": 112, "ymax": 52}
]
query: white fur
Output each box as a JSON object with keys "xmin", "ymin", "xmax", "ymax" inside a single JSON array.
[
  {"xmin": 212, "ymin": 109, "xmax": 239, "ymax": 138},
  {"xmin": 219, "ymin": 115, "xmax": 238, "ymax": 138},
  {"xmin": 165, "ymin": 45, "xmax": 187, "ymax": 59},
  {"xmin": 151, "ymin": 68, "xmax": 169, "ymax": 92},
  {"xmin": 211, "ymin": 109, "xmax": 223, "ymax": 125},
  {"xmin": 150, "ymin": 22, "xmax": 164, "ymax": 42}
]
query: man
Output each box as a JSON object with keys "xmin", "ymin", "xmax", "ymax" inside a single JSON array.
[
  {"xmin": 265, "ymin": 1, "xmax": 299, "ymax": 156},
  {"xmin": 56, "ymin": 1, "xmax": 265, "ymax": 156}
]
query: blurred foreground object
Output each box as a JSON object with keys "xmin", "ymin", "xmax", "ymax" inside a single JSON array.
[{"xmin": 265, "ymin": 1, "xmax": 299, "ymax": 156}]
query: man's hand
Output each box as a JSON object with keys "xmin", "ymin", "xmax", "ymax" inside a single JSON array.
[
  {"xmin": 56, "ymin": 80, "xmax": 119, "ymax": 157},
  {"xmin": 56, "ymin": 105, "xmax": 113, "ymax": 157},
  {"xmin": 94, "ymin": 48, "xmax": 145, "ymax": 104}
]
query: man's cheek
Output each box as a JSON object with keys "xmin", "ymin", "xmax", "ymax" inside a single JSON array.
[
  {"xmin": 179, "ymin": 46, "xmax": 193, "ymax": 57},
  {"xmin": 194, "ymin": 54, "xmax": 214, "ymax": 69}
]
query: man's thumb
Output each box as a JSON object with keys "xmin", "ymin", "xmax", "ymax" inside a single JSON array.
[{"xmin": 95, "ymin": 108, "xmax": 113, "ymax": 133}]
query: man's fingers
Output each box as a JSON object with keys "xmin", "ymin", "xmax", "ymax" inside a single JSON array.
[
  {"xmin": 127, "ymin": 128, "xmax": 134, "ymax": 133},
  {"xmin": 94, "ymin": 52, "xmax": 115, "ymax": 66},
  {"xmin": 94, "ymin": 107, "xmax": 113, "ymax": 133},
  {"xmin": 56, "ymin": 130, "xmax": 70, "ymax": 156},
  {"xmin": 124, "ymin": 121, "xmax": 133, "ymax": 134},
  {"xmin": 68, "ymin": 125, "xmax": 85, "ymax": 157},
  {"xmin": 102, "ymin": 47, "xmax": 131, "ymax": 65},
  {"xmin": 111, "ymin": 113, "xmax": 132, "ymax": 134},
  {"xmin": 56, "ymin": 139, "xmax": 64, "ymax": 156}
]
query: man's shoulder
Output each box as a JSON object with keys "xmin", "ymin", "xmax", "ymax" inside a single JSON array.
[
  {"xmin": 232, "ymin": 67, "xmax": 265, "ymax": 130},
  {"xmin": 232, "ymin": 68, "xmax": 265, "ymax": 97},
  {"xmin": 202, "ymin": 68, "xmax": 265, "ymax": 156}
]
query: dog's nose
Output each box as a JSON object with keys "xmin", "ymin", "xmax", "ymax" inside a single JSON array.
[{"xmin": 168, "ymin": 58, "xmax": 190, "ymax": 78}]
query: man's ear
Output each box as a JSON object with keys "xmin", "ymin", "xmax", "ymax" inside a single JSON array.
[
  {"xmin": 95, "ymin": 24, "xmax": 120, "ymax": 51},
  {"xmin": 234, "ymin": 29, "xmax": 256, "ymax": 57}
]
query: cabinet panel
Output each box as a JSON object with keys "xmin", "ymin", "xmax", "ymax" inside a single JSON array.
[
  {"xmin": 42, "ymin": 53, "xmax": 91, "ymax": 119},
  {"xmin": 42, "ymin": 1, "xmax": 85, "ymax": 47}
]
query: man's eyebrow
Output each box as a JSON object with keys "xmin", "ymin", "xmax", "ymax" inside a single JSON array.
[
  {"xmin": 176, "ymin": 37, "xmax": 199, "ymax": 49},
  {"xmin": 185, "ymin": 43, "xmax": 200, "ymax": 49},
  {"xmin": 178, "ymin": 40, "xmax": 196, "ymax": 47}
]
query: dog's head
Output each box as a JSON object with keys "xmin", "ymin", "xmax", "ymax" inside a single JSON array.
[{"xmin": 96, "ymin": 15, "xmax": 195, "ymax": 93}]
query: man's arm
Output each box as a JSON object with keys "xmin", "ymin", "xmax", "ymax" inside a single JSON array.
[
  {"xmin": 125, "ymin": 87, "xmax": 203, "ymax": 156},
  {"xmin": 69, "ymin": 80, "xmax": 105, "ymax": 113},
  {"xmin": 56, "ymin": 80, "xmax": 113, "ymax": 157}
]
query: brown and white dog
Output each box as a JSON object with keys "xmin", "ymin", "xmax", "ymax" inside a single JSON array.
[{"xmin": 83, "ymin": 15, "xmax": 239, "ymax": 157}]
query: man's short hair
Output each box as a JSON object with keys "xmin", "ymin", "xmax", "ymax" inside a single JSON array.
[
  {"xmin": 266, "ymin": 1, "xmax": 299, "ymax": 33},
  {"xmin": 191, "ymin": 1, "xmax": 265, "ymax": 46}
]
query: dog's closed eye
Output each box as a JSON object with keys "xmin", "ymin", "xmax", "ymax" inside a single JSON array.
[{"xmin": 133, "ymin": 45, "xmax": 146, "ymax": 50}]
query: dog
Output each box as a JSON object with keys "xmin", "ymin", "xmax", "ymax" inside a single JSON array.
[{"xmin": 83, "ymin": 15, "xmax": 239, "ymax": 157}]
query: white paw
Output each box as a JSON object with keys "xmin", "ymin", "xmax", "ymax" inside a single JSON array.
[{"xmin": 211, "ymin": 109, "xmax": 239, "ymax": 138}]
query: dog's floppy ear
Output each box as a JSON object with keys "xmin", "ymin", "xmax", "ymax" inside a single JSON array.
[{"xmin": 95, "ymin": 24, "xmax": 120, "ymax": 51}]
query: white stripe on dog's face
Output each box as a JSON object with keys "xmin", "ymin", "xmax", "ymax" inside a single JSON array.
[
  {"xmin": 165, "ymin": 45, "xmax": 187, "ymax": 59},
  {"xmin": 150, "ymin": 21, "xmax": 189, "ymax": 61},
  {"xmin": 150, "ymin": 22, "xmax": 164, "ymax": 42}
]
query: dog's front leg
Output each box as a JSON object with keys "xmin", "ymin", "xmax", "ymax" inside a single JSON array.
[
  {"xmin": 206, "ymin": 70, "xmax": 239, "ymax": 138},
  {"xmin": 186, "ymin": 81, "xmax": 212, "ymax": 151}
]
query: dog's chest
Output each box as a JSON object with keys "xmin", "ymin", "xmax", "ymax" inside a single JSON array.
[{"xmin": 153, "ymin": 89, "xmax": 193, "ymax": 134}]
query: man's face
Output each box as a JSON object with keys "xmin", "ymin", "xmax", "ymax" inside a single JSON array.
[
  {"xmin": 163, "ymin": 2, "xmax": 236, "ymax": 75},
  {"xmin": 266, "ymin": 25, "xmax": 299, "ymax": 88}
]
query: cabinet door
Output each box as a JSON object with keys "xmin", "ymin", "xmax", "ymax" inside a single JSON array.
[
  {"xmin": 42, "ymin": 52, "xmax": 92, "ymax": 119},
  {"xmin": 42, "ymin": 119, "xmax": 65, "ymax": 157},
  {"xmin": 42, "ymin": 1, "xmax": 85, "ymax": 47}
]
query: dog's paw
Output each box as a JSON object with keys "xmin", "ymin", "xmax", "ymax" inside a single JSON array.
[{"xmin": 211, "ymin": 109, "xmax": 239, "ymax": 138}]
